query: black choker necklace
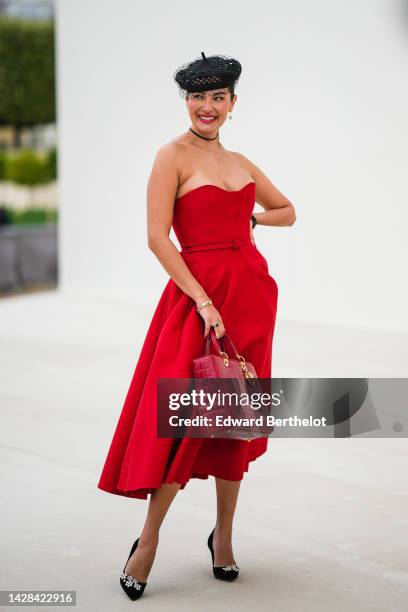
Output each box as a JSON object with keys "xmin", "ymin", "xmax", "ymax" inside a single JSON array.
[{"xmin": 189, "ymin": 127, "xmax": 219, "ymax": 141}]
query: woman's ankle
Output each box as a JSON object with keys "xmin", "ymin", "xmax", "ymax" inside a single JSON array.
[
  {"xmin": 139, "ymin": 530, "xmax": 159, "ymax": 548},
  {"xmin": 214, "ymin": 523, "xmax": 233, "ymax": 540}
]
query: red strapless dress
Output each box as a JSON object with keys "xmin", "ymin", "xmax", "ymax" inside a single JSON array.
[{"xmin": 97, "ymin": 181, "xmax": 278, "ymax": 500}]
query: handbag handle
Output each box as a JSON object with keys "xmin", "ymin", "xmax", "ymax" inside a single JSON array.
[
  {"xmin": 203, "ymin": 327, "xmax": 256, "ymax": 382},
  {"xmin": 204, "ymin": 327, "xmax": 243, "ymax": 360}
]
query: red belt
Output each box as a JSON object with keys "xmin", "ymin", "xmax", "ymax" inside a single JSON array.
[{"xmin": 181, "ymin": 237, "xmax": 251, "ymax": 254}]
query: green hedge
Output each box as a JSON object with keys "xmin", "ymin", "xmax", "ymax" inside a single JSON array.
[
  {"xmin": 0, "ymin": 150, "xmax": 6, "ymax": 180},
  {"xmin": 0, "ymin": 147, "xmax": 57, "ymax": 184},
  {"xmin": 0, "ymin": 16, "xmax": 55, "ymax": 127},
  {"xmin": 0, "ymin": 205, "xmax": 57, "ymax": 225}
]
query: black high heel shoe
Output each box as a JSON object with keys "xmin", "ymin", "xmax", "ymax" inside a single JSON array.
[
  {"xmin": 207, "ymin": 528, "xmax": 240, "ymax": 581},
  {"xmin": 119, "ymin": 537, "xmax": 147, "ymax": 600}
]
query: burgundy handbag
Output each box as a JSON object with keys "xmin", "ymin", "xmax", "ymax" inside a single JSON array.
[
  {"xmin": 193, "ymin": 327, "xmax": 258, "ymax": 383},
  {"xmin": 191, "ymin": 328, "xmax": 268, "ymax": 440}
]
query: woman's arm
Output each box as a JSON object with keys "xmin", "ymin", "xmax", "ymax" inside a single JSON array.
[
  {"xmin": 232, "ymin": 151, "xmax": 296, "ymax": 227},
  {"xmin": 146, "ymin": 143, "xmax": 210, "ymax": 308},
  {"xmin": 146, "ymin": 143, "xmax": 228, "ymax": 337}
]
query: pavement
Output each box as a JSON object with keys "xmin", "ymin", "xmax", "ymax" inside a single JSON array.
[{"xmin": 0, "ymin": 289, "xmax": 407, "ymax": 611}]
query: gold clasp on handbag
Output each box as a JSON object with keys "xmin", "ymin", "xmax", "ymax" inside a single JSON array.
[
  {"xmin": 237, "ymin": 354, "xmax": 247, "ymax": 371},
  {"xmin": 219, "ymin": 351, "xmax": 229, "ymax": 366},
  {"xmin": 238, "ymin": 355, "xmax": 254, "ymax": 379}
]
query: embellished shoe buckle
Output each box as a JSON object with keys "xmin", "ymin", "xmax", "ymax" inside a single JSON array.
[
  {"xmin": 221, "ymin": 564, "xmax": 240, "ymax": 572},
  {"xmin": 120, "ymin": 572, "xmax": 143, "ymax": 589}
]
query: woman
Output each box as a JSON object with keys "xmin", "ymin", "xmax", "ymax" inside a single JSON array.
[{"xmin": 97, "ymin": 52, "xmax": 296, "ymax": 600}]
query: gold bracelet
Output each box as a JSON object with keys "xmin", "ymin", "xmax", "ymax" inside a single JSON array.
[{"xmin": 196, "ymin": 299, "xmax": 212, "ymax": 312}]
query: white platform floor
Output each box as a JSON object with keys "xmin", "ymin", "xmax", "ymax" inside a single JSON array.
[{"xmin": 1, "ymin": 289, "xmax": 407, "ymax": 611}]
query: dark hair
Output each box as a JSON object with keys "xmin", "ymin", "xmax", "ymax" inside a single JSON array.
[{"xmin": 185, "ymin": 86, "xmax": 235, "ymax": 100}]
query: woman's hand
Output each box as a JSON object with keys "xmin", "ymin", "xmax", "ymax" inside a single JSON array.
[
  {"xmin": 250, "ymin": 218, "xmax": 256, "ymax": 246},
  {"xmin": 197, "ymin": 303, "xmax": 226, "ymax": 339}
]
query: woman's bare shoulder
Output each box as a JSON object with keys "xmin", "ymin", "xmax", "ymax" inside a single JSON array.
[
  {"xmin": 152, "ymin": 136, "xmax": 191, "ymax": 165},
  {"xmin": 148, "ymin": 138, "xmax": 190, "ymax": 199},
  {"xmin": 230, "ymin": 149, "xmax": 255, "ymax": 167}
]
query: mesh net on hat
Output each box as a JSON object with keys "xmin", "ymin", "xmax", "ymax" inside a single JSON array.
[{"xmin": 173, "ymin": 52, "xmax": 242, "ymax": 97}]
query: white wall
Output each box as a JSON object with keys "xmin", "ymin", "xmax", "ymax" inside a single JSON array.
[{"xmin": 55, "ymin": 0, "xmax": 408, "ymax": 332}]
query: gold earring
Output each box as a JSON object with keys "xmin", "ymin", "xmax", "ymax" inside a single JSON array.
[{"xmin": 229, "ymin": 111, "xmax": 232, "ymax": 120}]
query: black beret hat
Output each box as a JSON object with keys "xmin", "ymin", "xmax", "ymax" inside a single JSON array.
[{"xmin": 173, "ymin": 52, "xmax": 242, "ymax": 95}]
